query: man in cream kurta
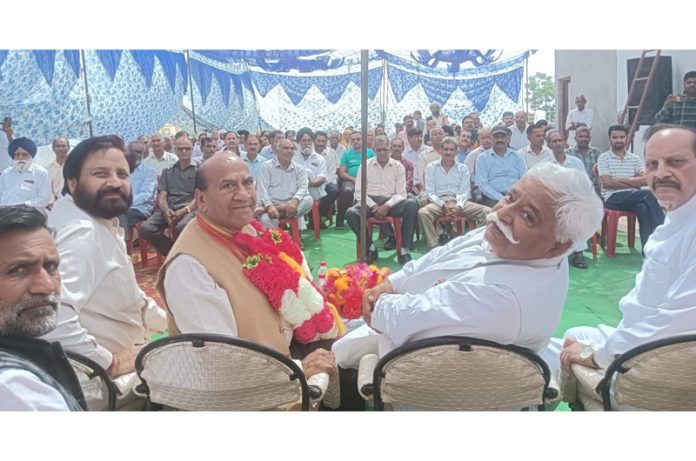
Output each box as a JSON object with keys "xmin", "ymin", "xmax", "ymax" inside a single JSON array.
[{"xmin": 40, "ymin": 136, "xmax": 166, "ymax": 401}]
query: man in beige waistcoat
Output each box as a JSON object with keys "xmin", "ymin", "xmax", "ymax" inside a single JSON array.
[{"xmin": 156, "ymin": 154, "xmax": 368, "ymax": 408}]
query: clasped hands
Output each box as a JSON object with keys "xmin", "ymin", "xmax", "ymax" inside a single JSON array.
[{"xmin": 361, "ymin": 279, "xmax": 394, "ymax": 329}]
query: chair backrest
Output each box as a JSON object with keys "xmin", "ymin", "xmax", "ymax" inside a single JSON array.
[
  {"xmin": 373, "ymin": 336, "xmax": 551, "ymax": 411},
  {"xmin": 597, "ymin": 334, "xmax": 696, "ymax": 411},
  {"xmin": 66, "ymin": 352, "xmax": 118, "ymax": 411},
  {"xmin": 135, "ymin": 334, "xmax": 310, "ymax": 411}
]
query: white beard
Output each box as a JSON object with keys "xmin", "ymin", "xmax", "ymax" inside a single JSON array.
[{"xmin": 14, "ymin": 158, "xmax": 32, "ymax": 172}]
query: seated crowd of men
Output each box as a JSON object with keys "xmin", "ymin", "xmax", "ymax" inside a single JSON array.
[{"xmin": 1, "ymin": 81, "xmax": 695, "ymax": 410}]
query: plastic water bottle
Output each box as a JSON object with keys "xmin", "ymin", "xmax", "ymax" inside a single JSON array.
[{"xmin": 317, "ymin": 261, "xmax": 328, "ymax": 287}]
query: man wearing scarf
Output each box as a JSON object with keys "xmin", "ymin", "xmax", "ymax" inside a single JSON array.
[{"xmin": 0, "ymin": 137, "xmax": 52, "ymax": 208}]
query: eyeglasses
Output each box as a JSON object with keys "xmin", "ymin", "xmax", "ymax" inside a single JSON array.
[{"xmin": 175, "ymin": 147, "xmax": 193, "ymax": 152}]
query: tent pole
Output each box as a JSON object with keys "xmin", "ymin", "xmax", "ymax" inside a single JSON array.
[
  {"xmin": 525, "ymin": 52, "xmax": 530, "ymax": 115},
  {"xmin": 359, "ymin": 50, "xmax": 369, "ymax": 263},
  {"xmin": 186, "ymin": 50, "xmax": 198, "ymax": 134},
  {"xmin": 79, "ymin": 50, "xmax": 94, "ymax": 138}
]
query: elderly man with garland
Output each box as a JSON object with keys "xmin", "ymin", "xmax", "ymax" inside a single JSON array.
[{"xmin": 158, "ymin": 153, "xmax": 364, "ymax": 410}]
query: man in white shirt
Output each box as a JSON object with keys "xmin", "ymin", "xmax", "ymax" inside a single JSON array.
[
  {"xmin": 557, "ymin": 125, "xmax": 696, "ymax": 401},
  {"xmin": 416, "ymin": 127, "xmax": 444, "ymax": 188},
  {"xmin": 313, "ymin": 130, "xmax": 340, "ymax": 228},
  {"xmin": 345, "ymin": 135, "xmax": 418, "ymax": 265},
  {"xmin": 509, "ymin": 111, "xmax": 529, "ymax": 150},
  {"xmin": 45, "ymin": 137, "xmax": 70, "ymax": 202},
  {"xmin": 519, "ymin": 123, "xmax": 553, "ymax": 169},
  {"xmin": 565, "ymin": 94, "xmax": 594, "ymax": 147},
  {"xmin": 402, "ymin": 128, "xmax": 426, "ymax": 191},
  {"xmin": 429, "ymin": 102, "xmax": 449, "ymax": 128},
  {"xmin": 418, "ymin": 137, "xmax": 491, "ymax": 249},
  {"xmin": 332, "ymin": 162, "xmax": 603, "ymax": 369},
  {"xmin": 0, "ymin": 205, "xmax": 82, "ymax": 411},
  {"xmin": 328, "ymin": 130, "xmax": 345, "ymax": 159},
  {"xmin": 41, "ymin": 135, "xmax": 167, "ymax": 406},
  {"xmin": 256, "ymin": 139, "xmax": 313, "ymax": 229},
  {"xmin": 0, "ymin": 137, "xmax": 52, "ymax": 209},
  {"xmin": 142, "ymin": 133, "xmax": 177, "ymax": 173}
]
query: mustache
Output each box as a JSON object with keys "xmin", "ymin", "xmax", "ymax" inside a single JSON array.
[
  {"xmin": 17, "ymin": 294, "xmax": 59, "ymax": 313},
  {"xmin": 652, "ymin": 179, "xmax": 680, "ymax": 189},
  {"xmin": 96, "ymin": 186, "xmax": 129, "ymax": 202},
  {"xmin": 486, "ymin": 212, "xmax": 519, "ymax": 245}
]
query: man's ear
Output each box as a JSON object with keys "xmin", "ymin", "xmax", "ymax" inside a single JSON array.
[
  {"xmin": 546, "ymin": 240, "xmax": 573, "ymax": 259},
  {"xmin": 67, "ymin": 177, "xmax": 78, "ymax": 195},
  {"xmin": 194, "ymin": 189, "xmax": 205, "ymax": 214}
]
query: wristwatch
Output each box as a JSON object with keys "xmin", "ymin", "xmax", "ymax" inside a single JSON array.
[{"xmin": 579, "ymin": 345, "xmax": 596, "ymax": 367}]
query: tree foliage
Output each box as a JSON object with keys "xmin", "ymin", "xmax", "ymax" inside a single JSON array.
[{"xmin": 526, "ymin": 72, "xmax": 556, "ymax": 122}]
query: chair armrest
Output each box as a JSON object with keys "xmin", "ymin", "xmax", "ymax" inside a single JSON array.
[
  {"xmin": 357, "ymin": 354, "xmax": 379, "ymax": 400},
  {"xmin": 306, "ymin": 371, "xmax": 341, "ymax": 409},
  {"xmin": 571, "ymin": 363, "xmax": 603, "ymax": 397}
]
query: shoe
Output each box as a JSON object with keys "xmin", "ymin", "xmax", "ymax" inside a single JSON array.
[
  {"xmin": 398, "ymin": 253, "xmax": 412, "ymax": 265},
  {"xmin": 438, "ymin": 233, "xmax": 451, "ymax": 246},
  {"xmin": 571, "ymin": 251, "xmax": 588, "ymax": 269},
  {"xmin": 319, "ymin": 220, "xmax": 327, "ymax": 230},
  {"xmin": 367, "ymin": 248, "xmax": 379, "ymax": 264},
  {"xmin": 335, "ymin": 221, "xmax": 345, "ymax": 229},
  {"xmin": 383, "ymin": 236, "xmax": 396, "ymax": 250}
]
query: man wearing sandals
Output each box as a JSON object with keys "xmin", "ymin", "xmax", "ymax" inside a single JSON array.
[
  {"xmin": 558, "ymin": 125, "xmax": 696, "ymax": 381},
  {"xmin": 547, "ymin": 130, "xmax": 591, "ymax": 269}
]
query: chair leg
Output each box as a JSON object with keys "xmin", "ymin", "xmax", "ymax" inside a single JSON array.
[
  {"xmin": 140, "ymin": 239, "xmax": 150, "ymax": 268},
  {"xmin": 290, "ymin": 219, "xmax": 302, "ymax": 248},
  {"xmin": 312, "ymin": 201, "xmax": 320, "ymax": 241},
  {"xmin": 592, "ymin": 233, "xmax": 598, "ymax": 260},
  {"xmin": 627, "ymin": 215, "xmax": 636, "ymax": 248},
  {"xmin": 606, "ymin": 213, "xmax": 618, "ymax": 258}
]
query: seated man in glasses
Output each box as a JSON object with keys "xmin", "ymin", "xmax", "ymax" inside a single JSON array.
[{"xmin": 138, "ymin": 136, "xmax": 197, "ymax": 256}]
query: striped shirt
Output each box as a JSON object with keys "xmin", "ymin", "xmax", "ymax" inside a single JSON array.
[{"xmin": 597, "ymin": 151, "xmax": 644, "ymax": 200}]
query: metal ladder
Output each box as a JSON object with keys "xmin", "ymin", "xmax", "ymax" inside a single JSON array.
[{"xmin": 619, "ymin": 50, "xmax": 662, "ymax": 146}]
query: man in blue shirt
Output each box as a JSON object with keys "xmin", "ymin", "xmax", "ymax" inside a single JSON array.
[
  {"xmin": 474, "ymin": 125, "xmax": 526, "ymax": 207},
  {"xmin": 119, "ymin": 141, "xmax": 157, "ymax": 238}
]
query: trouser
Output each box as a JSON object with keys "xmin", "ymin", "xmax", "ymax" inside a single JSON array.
[
  {"xmin": 290, "ymin": 339, "xmax": 364, "ymax": 411},
  {"xmin": 417, "ymin": 196, "xmax": 491, "ymax": 249},
  {"xmin": 318, "ymin": 182, "xmax": 339, "ymax": 218},
  {"xmin": 259, "ymin": 195, "xmax": 314, "ymax": 229},
  {"xmin": 605, "ymin": 189, "xmax": 665, "ymax": 251},
  {"xmin": 336, "ymin": 180, "xmax": 355, "ymax": 226},
  {"xmin": 138, "ymin": 208, "xmax": 196, "ymax": 256},
  {"xmin": 118, "ymin": 208, "xmax": 149, "ymax": 241},
  {"xmin": 479, "ymin": 194, "xmax": 500, "ymax": 208},
  {"xmin": 345, "ymin": 196, "xmax": 418, "ymax": 249}
]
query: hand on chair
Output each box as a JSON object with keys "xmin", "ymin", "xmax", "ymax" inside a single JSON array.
[
  {"xmin": 107, "ymin": 345, "xmax": 143, "ymax": 379},
  {"xmin": 301, "ymin": 348, "xmax": 337, "ymax": 378},
  {"xmin": 362, "ymin": 278, "xmax": 394, "ymax": 327}
]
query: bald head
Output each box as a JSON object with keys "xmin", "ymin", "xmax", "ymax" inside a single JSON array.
[{"xmin": 195, "ymin": 153, "xmax": 256, "ymax": 232}]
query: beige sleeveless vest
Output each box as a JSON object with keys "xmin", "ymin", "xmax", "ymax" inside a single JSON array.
[{"xmin": 156, "ymin": 218, "xmax": 290, "ymax": 356}]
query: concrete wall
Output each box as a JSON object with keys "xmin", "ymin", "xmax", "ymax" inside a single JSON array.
[{"xmin": 555, "ymin": 50, "xmax": 617, "ymax": 152}]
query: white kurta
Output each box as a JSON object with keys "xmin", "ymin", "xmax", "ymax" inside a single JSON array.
[
  {"xmin": 333, "ymin": 227, "xmax": 569, "ymax": 367},
  {"xmin": 563, "ymin": 193, "xmax": 696, "ymax": 368},
  {"xmin": 41, "ymin": 196, "xmax": 167, "ymax": 369},
  {"xmin": 0, "ymin": 369, "xmax": 71, "ymax": 411}
]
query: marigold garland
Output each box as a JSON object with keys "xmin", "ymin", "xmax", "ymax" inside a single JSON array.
[
  {"xmin": 323, "ymin": 263, "xmax": 391, "ymax": 319},
  {"xmin": 197, "ymin": 216, "xmax": 345, "ymax": 343}
]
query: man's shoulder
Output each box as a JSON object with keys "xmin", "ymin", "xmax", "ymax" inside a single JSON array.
[{"xmin": 49, "ymin": 199, "xmax": 98, "ymax": 241}]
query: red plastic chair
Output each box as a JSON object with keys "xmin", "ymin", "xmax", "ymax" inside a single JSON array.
[
  {"xmin": 356, "ymin": 216, "xmax": 402, "ymax": 259},
  {"xmin": 434, "ymin": 215, "xmax": 476, "ymax": 237},
  {"xmin": 593, "ymin": 164, "xmax": 637, "ymax": 258},
  {"xmin": 278, "ymin": 216, "xmax": 303, "ymax": 249},
  {"xmin": 311, "ymin": 200, "xmax": 321, "ymax": 241}
]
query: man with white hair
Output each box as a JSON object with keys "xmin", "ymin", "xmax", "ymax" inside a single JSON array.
[
  {"xmin": 557, "ymin": 125, "xmax": 696, "ymax": 399},
  {"xmin": 333, "ymin": 162, "xmax": 603, "ymax": 368}
]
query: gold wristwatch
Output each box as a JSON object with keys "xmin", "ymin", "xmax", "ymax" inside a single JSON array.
[{"xmin": 579, "ymin": 345, "xmax": 597, "ymax": 368}]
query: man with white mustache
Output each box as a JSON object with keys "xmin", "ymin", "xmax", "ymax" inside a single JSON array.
[
  {"xmin": 0, "ymin": 205, "xmax": 84, "ymax": 410},
  {"xmin": 557, "ymin": 125, "xmax": 696, "ymax": 408},
  {"xmin": 332, "ymin": 162, "xmax": 603, "ymax": 370},
  {"xmin": 0, "ymin": 137, "xmax": 52, "ymax": 209}
]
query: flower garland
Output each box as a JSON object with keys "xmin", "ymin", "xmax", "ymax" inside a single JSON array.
[
  {"xmin": 323, "ymin": 263, "xmax": 391, "ymax": 319},
  {"xmin": 197, "ymin": 216, "xmax": 345, "ymax": 344}
]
